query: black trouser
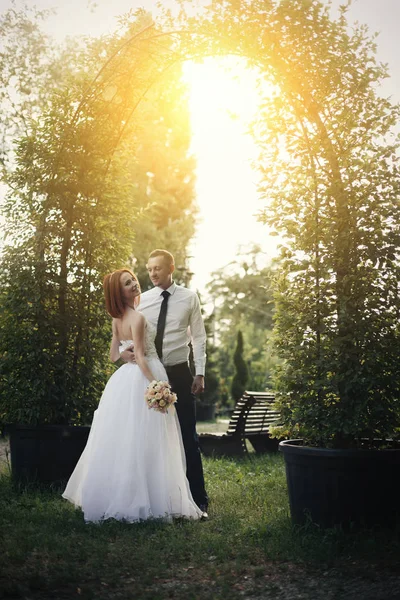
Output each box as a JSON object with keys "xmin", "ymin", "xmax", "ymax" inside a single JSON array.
[{"xmin": 166, "ymin": 362, "xmax": 208, "ymax": 509}]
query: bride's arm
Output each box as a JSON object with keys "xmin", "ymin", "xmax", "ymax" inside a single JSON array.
[
  {"xmin": 130, "ymin": 313, "xmax": 156, "ymax": 382},
  {"xmin": 109, "ymin": 318, "xmax": 121, "ymax": 363}
]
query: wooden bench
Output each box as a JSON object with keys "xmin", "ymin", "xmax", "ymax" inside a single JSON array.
[{"xmin": 198, "ymin": 391, "xmax": 280, "ymax": 457}]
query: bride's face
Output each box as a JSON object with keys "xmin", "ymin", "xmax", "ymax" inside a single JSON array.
[{"xmin": 120, "ymin": 272, "xmax": 140, "ymax": 305}]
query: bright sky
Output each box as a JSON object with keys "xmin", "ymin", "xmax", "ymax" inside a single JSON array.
[{"xmin": 1, "ymin": 0, "xmax": 399, "ymax": 293}]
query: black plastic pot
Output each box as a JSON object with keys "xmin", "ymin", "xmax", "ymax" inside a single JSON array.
[
  {"xmin": 9, "ymin": 424, "xmax": 90, "ymax": 484},
  {"xmin": 279, "ymin": 439, "xmax": 400, "ymax": 529}
]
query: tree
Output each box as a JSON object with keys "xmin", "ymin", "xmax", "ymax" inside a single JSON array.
[
  {"xmin": 247, "ymin": 1, "xmax": 400, "ymax": 446},
  {"xmin": 0, "ymin": 8, "xmax": 197, "ymax": 426},
  {"xmin": 162, "ymin": 0, "xmax": 400, "ymax": 442},
  {"xmin": 162, "ymin": 0, "xmax": 400, "ymax": 446},
  {"xmin": 0, "ymin": 5, "xmax": 57, "ymax": 169},
  {"xmin": 206, "ymin": 247, "xmax": 277, "ymax": 400},
  {"xmin": 231, "ymin": 331, "xmax": 248, "ymax": 401}
]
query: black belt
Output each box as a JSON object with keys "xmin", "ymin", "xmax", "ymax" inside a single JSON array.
[{"xmin": 165, "ymin": 362, "xmax": 190, "ymax": 374}]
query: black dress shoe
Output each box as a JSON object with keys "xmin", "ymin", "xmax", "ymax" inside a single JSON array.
[{"xmin": 199, "ymin": 504, "xmax": 209, "ymax": 520}]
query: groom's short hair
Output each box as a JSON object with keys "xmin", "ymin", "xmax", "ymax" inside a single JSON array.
[{"xmin": 148, "ymin": 249, "xmax": 174, "ymax": 267}]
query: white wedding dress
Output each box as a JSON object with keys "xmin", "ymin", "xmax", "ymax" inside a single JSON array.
[{"xmin": 62, "ymin": 320, "xmax": 202, "ymax": 523}]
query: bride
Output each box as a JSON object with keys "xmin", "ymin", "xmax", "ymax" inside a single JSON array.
[{"xmin": 62, "ymin": 268, "xmax": 202, "ymax": 523}]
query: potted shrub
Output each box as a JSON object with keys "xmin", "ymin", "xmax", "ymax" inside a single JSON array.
[
  {"xmin": 0, "ymin": 8, "xmax": 197, "ymax": 483},
  {"xmin": 169, "ymin": 6, "xmax": 398, "ymax": 522},
  {"xmin": 163, "ymin": 1, "xmax": 400, "ymax": 520},
  {"xmin": 254, "ymin": 6, "xmax": 400, "ymax": 528}
]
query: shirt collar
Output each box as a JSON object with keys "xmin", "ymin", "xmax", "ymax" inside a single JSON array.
[
  {"xmin": 162, "ymin": 281, "xmax": 177, "ymax": 296},
  {"xmin": 149, "ymin": 281, "xmax": 176, "ymax": 296}
]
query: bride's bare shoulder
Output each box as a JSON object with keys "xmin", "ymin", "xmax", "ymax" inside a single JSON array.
[{"xmin": 128, "ymin": 309, "xmax": 145, "ymax": 326}]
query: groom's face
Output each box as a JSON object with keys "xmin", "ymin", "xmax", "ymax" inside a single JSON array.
[{"xmin": 147, "ymin": 256, "xmax": 174, "ymax": 290}]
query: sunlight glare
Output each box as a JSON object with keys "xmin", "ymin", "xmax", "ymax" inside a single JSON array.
[{"xmin": 181, "ymin": 57, "xmax": 277, "ymax": 293}]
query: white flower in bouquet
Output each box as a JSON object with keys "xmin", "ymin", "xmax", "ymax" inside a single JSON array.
[{"xmin": 145, "ymin": 380, "xmax": 177, "ymax": 413}]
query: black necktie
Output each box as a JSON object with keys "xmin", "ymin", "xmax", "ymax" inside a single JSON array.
[{"xmin": 155, "ymin": 290, "xmax": 170, "ymax": 359}]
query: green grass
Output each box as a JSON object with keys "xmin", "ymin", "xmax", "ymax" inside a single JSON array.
[
  {"xmin": 1, "ymin": 454, "xmax": 400, "ymax": 599},
  {"xmin": 196, "ymin": 418, "xmax": 230, "ymax": 434}
]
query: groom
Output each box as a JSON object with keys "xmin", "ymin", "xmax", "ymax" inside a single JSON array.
[{"xmin": 121, "ymin": 249, "xmax": 209, "ymax": 517}]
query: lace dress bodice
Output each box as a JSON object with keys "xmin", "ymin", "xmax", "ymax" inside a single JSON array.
[{"xmin": 119, "ymin": 320, "xmax": 158, "ymax": 359}]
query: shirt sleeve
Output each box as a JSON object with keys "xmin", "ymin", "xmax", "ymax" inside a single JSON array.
[{"xmin": 189, "ymin": 293, "xmax": 207, "ymax": 376}]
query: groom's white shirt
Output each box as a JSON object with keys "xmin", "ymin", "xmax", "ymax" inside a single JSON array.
[{"xmin": 139, "ymin": 282, "xmax": 206, "ymax": 376}]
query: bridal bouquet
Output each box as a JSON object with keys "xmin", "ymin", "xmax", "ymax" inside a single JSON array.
[{"xmin": 145, "ymin": 380, "xmax": 177, "ymax": 413}]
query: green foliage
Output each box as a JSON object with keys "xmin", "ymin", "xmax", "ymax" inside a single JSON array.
[
  {"xmin": 201, "ymin": 312, "xmax": 220, "ymax": 405},
  {"xmin": 231, "ymin": 331, "xmax": 249, "ymax": 401},
  {"xmin": 2, "ymin": 0, "xmax": 399, "ymax": 445},
  {"xmin": 207, "ymin": 248, "xmax": 277, "ymax": 405},
  {"xmin": 0, "ymin": 8, "xmax": 197, "ymax": 425},
  {"xmin": 167, "ymin": 0, "xmax": 400, "ymax": 446},
  {"xmin": 245, "ymin": 0, "xmax": 400, "ymax": 446},
  {"xmin": 0, "ymin": 5, "xmax": 57, "ymax": 169}
]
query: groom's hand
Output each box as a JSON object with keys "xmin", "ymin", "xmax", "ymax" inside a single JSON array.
[
  {"xmin": 191, "ymin": 375, "xmax": 205, "ymax": 396},
  {"xmin": 120, "ymin": 346, "xmax": 136, "ymax": 364}
]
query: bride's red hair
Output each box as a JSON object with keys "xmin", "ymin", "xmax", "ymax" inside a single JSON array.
[{"xmin": 103, "ymin": 269, "xmax": 140, "ymax": 318}]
